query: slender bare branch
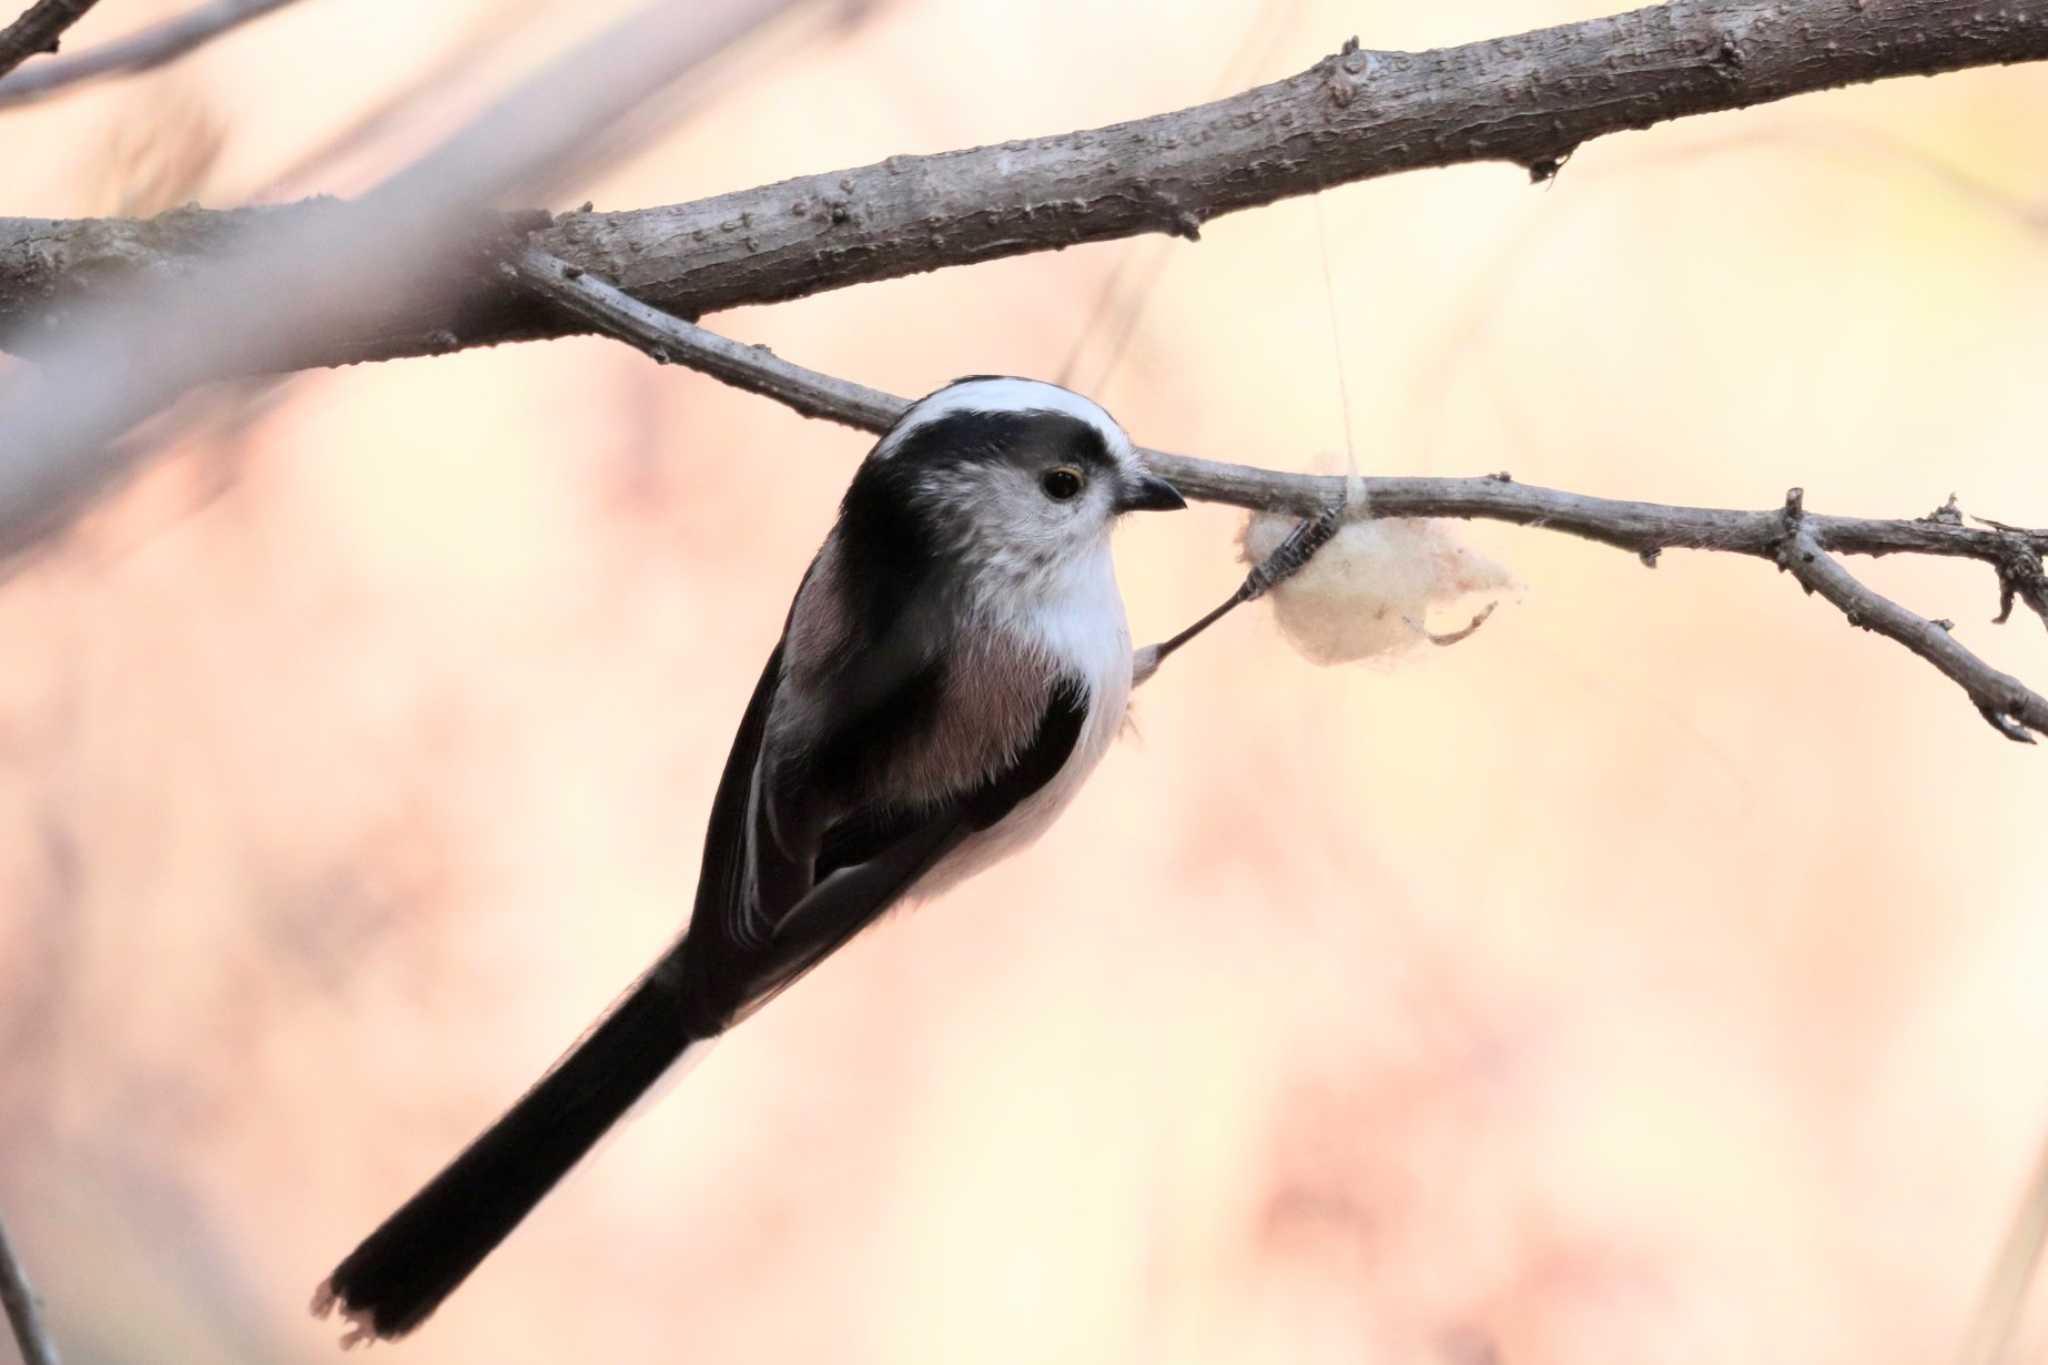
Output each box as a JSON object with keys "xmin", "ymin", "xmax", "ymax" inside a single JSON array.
[
  {"xmin": 512, "ymin": 245, "xmax": 903, "ymax": 429},
  {"xmin": 7, "ymin": 0, "xmax": 2048, "ymax": 367},
  {"xmin": 0, "ymin": 0, "xmax": 304, "ymax": 108},
  {"xmin": 0, "ymin": 0, "xmax": 99, "ymax": 83},
  {"xmin": 515, "ymin": 245, "xmax": 2048, "ymax": 741},
  {"xmin": 1776, "ymin": 491, "xmax": 2048, "ymax": 742},
  {"xmin": 510, "ymin": 243, "xmax": 2048, "ymax": 570},
  {"xmin": 0, "ymin": 1210, "xmax": 60, "ymax": 1365}
]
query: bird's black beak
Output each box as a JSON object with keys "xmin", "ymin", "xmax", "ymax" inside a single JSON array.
[{"xmin": 1117, "ymin": 471, "xmax": 1186, "ymax": 514}]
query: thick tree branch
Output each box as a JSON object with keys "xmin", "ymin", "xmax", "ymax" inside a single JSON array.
[
  {"xmin": 0, "ymin": 1210, "xmax": 60, "ymax": 1365},
  {"xmin": 0, "ymin": 0, "xmax": 99, "ymax": 84},
  {"xmin": 7, "ymin": 0, "xmax": 2048, "ymax": 368},
  {"xmin": 516, "ymin": 246, "xmax": 2048, "ymax": 741},
  {"xmin": 0, "ymin": 0, "xmax": 302, "ymax": 107}
]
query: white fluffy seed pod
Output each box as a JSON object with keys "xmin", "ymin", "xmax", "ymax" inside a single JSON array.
[{"xmin": 1239, "ymin": 511, "xmax": 1514, "ymax": 665}]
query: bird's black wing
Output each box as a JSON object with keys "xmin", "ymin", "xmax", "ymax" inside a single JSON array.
[
  {"xmin": 707, "ymin": 549, "xmax": 957, "ymax": 957},
  {"xmin": 684, "ymin": 674, "xmax": 1091, "ymax": 1027},
  {"xmin": 690, "ymin": 640, "xmax": 793, "ymax": 908}
]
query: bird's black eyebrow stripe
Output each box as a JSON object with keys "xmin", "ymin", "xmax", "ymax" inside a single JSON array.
[{"xmin": 882, "ymin": 409, "xmax": 1115, "ymax": 473}]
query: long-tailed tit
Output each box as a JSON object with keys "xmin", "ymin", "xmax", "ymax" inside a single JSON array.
[{"xmin": 312, "ymin": 376, "xmax": 1191, "ymax": 1343}]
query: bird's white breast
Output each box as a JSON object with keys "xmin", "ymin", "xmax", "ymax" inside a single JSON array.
[{"xmin": 916, "ymin": 540, "xmax": 1132, "ymax": 898}]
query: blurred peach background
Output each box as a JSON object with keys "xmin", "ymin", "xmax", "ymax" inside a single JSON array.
[{"xmin": 4, "ymin": 1, "xmax": 2048, "ymax": 1361}]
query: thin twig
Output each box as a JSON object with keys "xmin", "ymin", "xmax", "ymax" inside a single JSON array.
[
  {"xmin": 0, "ymin": 0, "xmax": 302, "ymax": 108},
  {"xmin": 514, "ymin": 246, "xmax": 2048, "ymax": 741},
  {"xmin": 10, "ymin": 0, "xmax": 2048, "ymax": 365},
  {"xmin": 0, "ymin": 1210, "xmax": 61, "ymax": 1365},
  {"xmin": 0, "ymin": 0, "xmax": 99, "ymax": 83}
]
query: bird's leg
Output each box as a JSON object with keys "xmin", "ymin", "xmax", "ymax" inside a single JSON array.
[{"xmin": 1134, "ymin": 498, "xmax": 1347, "ymax": 684}]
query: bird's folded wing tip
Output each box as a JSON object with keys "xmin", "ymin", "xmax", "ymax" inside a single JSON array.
[{"xmin": 309, "ymin": 1277, "xmax": 383, "ymax": 1349}]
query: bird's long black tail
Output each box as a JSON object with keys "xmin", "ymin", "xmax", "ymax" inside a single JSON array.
[{"xmin": 314, "ymin": 946, "xmax": 700, "ymax": 1343}]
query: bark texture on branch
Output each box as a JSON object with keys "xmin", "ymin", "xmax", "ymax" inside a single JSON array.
[{"xmin": 5, "ymin": 0, "xmax": 2048, "ymax": 369}]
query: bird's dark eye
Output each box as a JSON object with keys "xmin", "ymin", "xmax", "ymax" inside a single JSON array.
[{"xmin": 1041, "ymin": 466, "xmax": 1085, "ymax": 502}]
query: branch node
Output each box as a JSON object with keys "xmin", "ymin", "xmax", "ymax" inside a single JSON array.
[
  {"xmin": 1323, "ymin": 38, "xmax": 1373, "ymax": 107},
  {"xmin": 1526, "ymin": 149, "xmax": 1574, "ymax": 183},
  {"xmin": 1709, "ymin": 32, "xmax": 1747, "ymax": 80},
  {"xmin": 1638, "ymin": 546, "xmax": 1662, "ymax": 569},
  {"xmin": 1979, "ymin": 705, "xmax": 2038, "ymax": 745},
  {"xmin": 1924, "ymin": 492, "xmax": 1965, "ymax": 525},
  {"xmin": 1990, "ymin": 539, "xmax": 2048, "ymax": 630},
  {"xmin": 1775, "ymin": 487, "xmax": 1810, "ymax": 577}
]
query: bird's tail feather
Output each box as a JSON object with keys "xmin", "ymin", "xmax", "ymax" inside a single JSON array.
[{"xmin": 313, "ymin": 946, "xmax": 698, "ymax": 1343}]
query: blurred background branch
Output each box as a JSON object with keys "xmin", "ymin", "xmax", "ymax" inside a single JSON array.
[
  {"xmin": 0, "ymin": 0, "xmax": 301, "ymax": 108},
  {"xmin": 0, "ymin": 1210, "xmax": 60, "ymax": 1365},
  {"xmin": 0, "ymin": 0, "xmax": 800, "ymax": 563},
  {"xmin": 0, "ymin": 0, "xmax": 100, "ymax": 84},
  {"xmin": 1960, "ymin": 1131, "xmax": 2048, "ymax": 1365},
  {"xmin": 6, "ymin": 0, "xmax": 2048, "ymax": 368}
]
